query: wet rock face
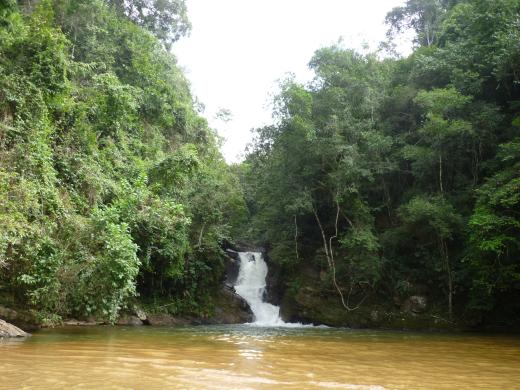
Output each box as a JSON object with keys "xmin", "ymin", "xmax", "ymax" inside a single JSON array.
[
  {"xmin": 116, "ymin": 315, "xmax": 144, "ymax": 326},
  {"xmin": 224, "ymin": 249, "xmax": 240, "ymax": 286},
  {"xmin": 133, "ymin": 287, "xmax": 253, "ymax": 326},
  {"xmin": 0, "ymin": 319, "xmax": 30, "ymax": 338},
  {"xmin": 264, "ymin": 254, "xmax": 283, "ymax": 306},
  {"xmin": 209, "ymin": 286, "xmax": 253, "ymax": 324}
]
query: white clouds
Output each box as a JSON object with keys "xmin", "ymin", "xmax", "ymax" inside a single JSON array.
[{"xmin": 173, "ymin": 0, "xmax": 410, "ymax": 163}]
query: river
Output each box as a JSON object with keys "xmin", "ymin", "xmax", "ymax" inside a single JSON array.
[{"xmin": 1, "ymin": 325, "xmax": 519, "ymax": 389}]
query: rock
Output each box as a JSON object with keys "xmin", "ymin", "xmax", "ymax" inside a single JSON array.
[
  {"xmin": 208, "ymin": 286, "xmax": 253, "ymax": 324},
  {"xmin": 133, "ymin": 307, "xmax": 148, "ymax": 322},
  {"xmin": 225, "ymin": 248, "xmax": 239, "ymax": 260},
  {"xmin": 147, "ymin": 313, "xmax": 191, "ymax": 326},
  {"xmin": 233, "ymin": 243, "xmax": 266, "ymax": 253},
  {"xmin": 0, "ymin": 305, "xmax": 39, "ymax": 330},
  {"xmin": 224, "ymin": 252, "xmax": 240, "ymax": 286},
  {"xmin": 116, "ymin": 315, "xmax": 143, "ymax": 326},
  {"xmin": 280, "ymin": 286, "xmax": 345, "ymax": 326},
  {"xmin": 0, "ymin": 319, "xmax": 30, "ymax": 338},
  {"xmin": 264, "ymin": 254, "xmax": 282, "ymax": 306},
  {"xmin": 402, "ymin": 295, "xmax": 428, "ymax": 314},
  {"xmin": 295, "ymin": 287, "xmax": 320, "ymax": 307},
  {"xmin": 63, "ymin": 319, "xmax": 98, "ymax": 326}
]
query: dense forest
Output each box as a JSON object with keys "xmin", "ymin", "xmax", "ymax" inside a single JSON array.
[
  {"xmin": 1, "ymin": 0, "xmax": 519, "ymax": 329},
  {"xmin": 0, "ymin": 0, "xmax": 247, "ymax": 325},
  {"xmin": 240, "ymin": 0, "xmax": 520, "ymax": 328}
]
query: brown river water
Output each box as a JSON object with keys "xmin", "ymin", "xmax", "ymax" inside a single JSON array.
[{"xmin": 1, "ymin": 325, "xmax": 519, "ymax": 389}]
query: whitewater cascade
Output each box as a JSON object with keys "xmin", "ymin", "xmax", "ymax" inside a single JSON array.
[{"xmin": 233, "ymin": 252, "xmax": 286, "ymax": 326}]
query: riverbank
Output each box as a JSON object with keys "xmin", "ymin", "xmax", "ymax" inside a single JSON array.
[
  {"xmin": 0, "ymin": 319, "xmax": 30, "ymax": 338},
  {"xmin": 0, "ymin": 299, "xmax": 505, "ymax": 334},
  {"xmin": 0, "ymin": 284, "xmax": 253, "ymax": 332},
  {"xmin": 0, "ymin": 249, "xmax": 515, "ymax": 334},
  {"xmin": 2, "ymin": 305, "xmax": 517, "ymax": 335}
]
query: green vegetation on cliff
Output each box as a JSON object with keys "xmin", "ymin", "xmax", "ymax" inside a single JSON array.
[
  {"xmin": 240, "ymin": 0, "xmax": 520, "ymax": 328},
  {"xmin": 0, "ymin": 0, "xmax": 246, "ymax": 323}
]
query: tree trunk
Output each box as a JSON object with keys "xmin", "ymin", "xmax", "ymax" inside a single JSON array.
[
  {"xmin": 294, "ymin": 215, "xmax": 299, "ymax": 261},
  {"xmin": 312, "ymin": 202, "xmax": 366, "ymax": 311},
  {"xmin": 439, "ymin": 153, "xmax": 444, "ymax": 193},
  {"xmin": 440, "ymin": 238, "xmax": 453, "ymax": 320},
  {"xmin": 197, "ymin": 222, "xmax": 206, "ymax": 248}
]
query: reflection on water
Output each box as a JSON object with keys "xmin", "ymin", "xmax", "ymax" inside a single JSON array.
[{"xmin": 1, "ymin": 325, "xmax": 519, "ymax": 389}]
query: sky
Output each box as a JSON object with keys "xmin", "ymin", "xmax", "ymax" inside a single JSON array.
[{"xmin": 173, "ymin": 0, "xmax": 412, "ymax": 163}]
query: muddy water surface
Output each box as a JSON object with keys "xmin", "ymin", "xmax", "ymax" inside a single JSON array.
[{"xmin": 1, "ymin": 325, "xmax": 519, "ymax": 389}]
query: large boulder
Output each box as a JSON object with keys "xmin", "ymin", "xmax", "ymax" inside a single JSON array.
[
  {"xmin": 116, "ymin": 315, "xmax": 144, "ymax": 326},
  {"xmin": 116, "ymin": 306, "xmax": 148, "ymax": 326},
  {"xmin": 134, "ymin": 306, "xmax": 148, "ymax": 322},
  {"xmin": 402, "ymin": 295, "xmax": 428, "ymax": 314},
  {"xmin": 264, "ymin": 254, "xmax": 283, "ymax": 306},
  {"xmin": 224, "ymin": 250, "xmax": 241, "ymax": 286},
  {"xmin": 0, "ymin": 319, "xmax": 30, "ymax": 338},
  {"xmin": 146, "ymin": 313, "xmax": 191, "ymax": 326},
  {"xmin": 209, "ymin": 286, "xmax": 253, "ymax": 324}
]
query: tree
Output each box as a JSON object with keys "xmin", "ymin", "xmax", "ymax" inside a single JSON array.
[
  {"xmin": 240, "ymin": 1, "xmax": 519, "ymax": 327},
  {"xmin": 243, "ymin": 48, "xmax": 390, "ymax": 311},
  {"xmin": 386, "ymin": 0, "xmax": 451, "ymax": 47},
  {"xmin": 107, "ymin": 0, "xmax": 191, "ymax": 48},
  {"xmin": 410, "ymin": 88, "xmax": 473, "ymax": 193},
  {"xmin": 468, "ymin": 136, "xmax": 520, "ymax": 322},
  {"xmin": 398, "ymin": 196, "xmax": 462, "ymax": 318}
]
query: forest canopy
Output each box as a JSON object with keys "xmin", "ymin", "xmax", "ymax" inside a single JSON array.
[{"xmin": 239, "ymin": 0, "xmax": 520, "ymax": 327}]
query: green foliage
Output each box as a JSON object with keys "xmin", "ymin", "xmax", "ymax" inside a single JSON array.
[
  {"xmin": 241, "ymin": 48, "xmax": 389, "ymax": 304},
  {"xmin": 107, "ymin": 0, "xmax": 191, "ymax": 48},
  {"xmin": 0, "ymin": 0, "xmax": 245, "ymax": 322},
  {"xmin": 240, "ymin": 0, "xmax": 520, "ymax": 326},
  {"xmin": 399, "ymin": 196, "xmax": 461, "ymax": 240},
  {"xmin": 467, "ymin": 137, "xmax": 520, "ymax": 320},
  {"xmin": 386, "ymin": 0, "xmax": 449, "ymax": 47}
]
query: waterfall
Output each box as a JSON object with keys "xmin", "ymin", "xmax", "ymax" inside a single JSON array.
[
  {"xmin": 233, "ymin": 251, "xmax": 316, "ymax": 327},
  {"xmin": 234, "ymin": 252, "xmax": 285, "ymax": 326}
]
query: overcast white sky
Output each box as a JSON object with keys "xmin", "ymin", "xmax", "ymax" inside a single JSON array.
[{"xmin": 173, "ymin": 0, "xmax": 411, "ymax": 163}]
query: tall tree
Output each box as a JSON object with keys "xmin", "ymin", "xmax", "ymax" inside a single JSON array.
[
  {"xmin": 107, "ymin": 0, "xmax": 191, "ymax": 48},
  {"xmin": 386, "ymin": 0, "xmax": 451, "ymax": 47}
]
